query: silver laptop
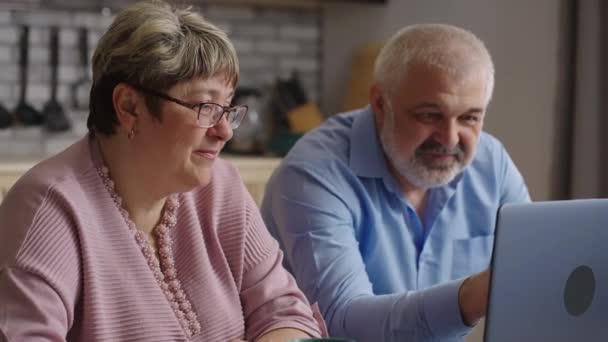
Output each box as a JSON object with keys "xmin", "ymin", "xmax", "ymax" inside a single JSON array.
[{"xmin": 484, "ymin": 199, "xmax": 608, "ymax": 341}]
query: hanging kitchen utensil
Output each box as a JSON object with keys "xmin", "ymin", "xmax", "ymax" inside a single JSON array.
[
  {"xmin": 0, "ymin": 103, "xmax": 13, "ymax": 129},
  {"xmin": 43, "ymin": 26, "xmax": 71, "ymax": 132},
  {"xmin": 275, "ymin": 78, "xmax": 299, "ymax": 114},
  {"xmin": 285, "ymin": 70, "xmax": 308, "ymax": 106},
  {"xmin": 0, "ymin": 87, "xmax": 12, "ymax": 129},
  {"xmin": 14, "ymin": 25, "xmax": 44, "ymax": 126},
  {"xmin": 70, "ymin": 26, "xmax": 90, "ymax": 110}
]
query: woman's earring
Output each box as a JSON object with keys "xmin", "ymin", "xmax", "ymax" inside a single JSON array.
[{"xmin": 128, "ymin": 125, "xmax": 137, "ymax": 140}]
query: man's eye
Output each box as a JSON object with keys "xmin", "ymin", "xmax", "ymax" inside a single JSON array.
[
  {"xmin": 416, "ymin": 112, "xmax": 441, "ymax": 122},
  {"xmin": 461, "ymin": 115, "xmax": 480, "ymax": 125}
]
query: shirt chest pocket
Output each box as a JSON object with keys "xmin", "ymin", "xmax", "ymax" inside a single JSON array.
[{"xmin": 451, "ymin": 235, "xmax": 494, "ymax": 280}]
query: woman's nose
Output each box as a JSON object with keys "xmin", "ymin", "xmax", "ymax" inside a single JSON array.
[{"xmin": 207, "ymin": 115, "xmax": 233, "ymax": 141}]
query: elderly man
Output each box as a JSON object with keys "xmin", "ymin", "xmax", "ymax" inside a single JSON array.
[{"xmin": 261, "ymin": 23, "xmax": 529, "ymax": 342}]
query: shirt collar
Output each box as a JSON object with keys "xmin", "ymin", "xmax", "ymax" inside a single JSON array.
[{"xmin": 349, "ymin": 106, "xmax": 388, "ymax": 178}]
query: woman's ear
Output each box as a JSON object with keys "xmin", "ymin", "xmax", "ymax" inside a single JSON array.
[{"xmin": 112, "ymin": 83, "xmax": 140, "ymax": 133}]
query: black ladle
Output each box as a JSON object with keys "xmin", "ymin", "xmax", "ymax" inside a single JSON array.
[
  {"xmin": 70, "ymin": 26, "xmax": 90, "ymax": 110},
  {"xmin": 0, "ymin": 104, "xmax": 13, "ymax": 129},
  {"xmin": 14, "ymin": 25, "xmax": 44, "ymax": 126},
  {"xmin": 43, "ymin": 26, "xmax": 70, "ymax": 132}
]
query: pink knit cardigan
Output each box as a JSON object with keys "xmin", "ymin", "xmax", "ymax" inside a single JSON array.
[{"xmin": 0, "ymin": 135, "xmax": 322, "ymax": 341}]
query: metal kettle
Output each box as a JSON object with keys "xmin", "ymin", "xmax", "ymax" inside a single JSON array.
[{"xmin": 226, "ymin": 87, "xmax": 270, "ymax": 155}]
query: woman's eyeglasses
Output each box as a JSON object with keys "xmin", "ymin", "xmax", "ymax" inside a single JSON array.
[{"xmin": 131, "ymin": 84, "xmax": 248, "ymax": 129}]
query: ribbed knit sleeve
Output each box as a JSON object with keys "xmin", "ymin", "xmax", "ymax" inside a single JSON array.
[
  {"xmin": 14, "ymin": 190, "xmax": 82, "ymax": 299},
  {"xmin": 242, "ymin": 202, "xmax": 278, "ymax": 273},
  {"xmin": 0, "ymin": 177, "xmax": 82, "ymax": 340},
  {"xmin": 239, "ymin": 191, "xmax": 322, "ymax": 340}
]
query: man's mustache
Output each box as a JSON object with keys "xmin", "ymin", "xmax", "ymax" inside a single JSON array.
[{"xmin": 415, "ymin": 139, "xmax": 465, "ymax": 160}]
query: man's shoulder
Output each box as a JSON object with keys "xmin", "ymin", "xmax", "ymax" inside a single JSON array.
[
  {"xmin": 477, "ymin": 131, "xmax": 505, "ymax": 152},
  {"xmin": 283, "ymin": 107, "xmax": 368, "ymax": 169},
  {"xmin": 462, "ymin": 131, "xmax": 517, "ymax": 185},
  {"xmin": 471, "ymin": 131, "xmax": 509, "ymax": 166},
  {"xmin": 265, "ymin": 109, "xmax": 374, "ymax": 203}
]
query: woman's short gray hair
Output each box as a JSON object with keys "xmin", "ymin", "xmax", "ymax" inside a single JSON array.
[
  {"xmin": 88, "ymin": 0, "xmax": 239, "ymax": 135},
  {"xmin": 373, "ymin": 23, "xmax": 494, "ymax": 104}
]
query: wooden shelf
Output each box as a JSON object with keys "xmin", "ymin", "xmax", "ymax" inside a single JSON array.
[{"xmin": 0, "ymin": 155, "xmax": 280, "ymax": 206}]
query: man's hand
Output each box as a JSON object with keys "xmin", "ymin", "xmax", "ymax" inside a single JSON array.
[{"xmin": 458, "ymin": 269, "xmax": 490, "ymax": 326}]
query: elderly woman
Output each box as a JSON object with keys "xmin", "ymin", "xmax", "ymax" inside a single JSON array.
[{"xmin": 0, "ymin": 1, "xmax": 324, "ymax": 341}]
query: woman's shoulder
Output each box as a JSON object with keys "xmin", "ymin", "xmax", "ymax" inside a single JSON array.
[
  {"xmin": 0, "ymin": 138, "xmax": 94, "ymax": 270},
  {"xmin": 1, "ymin": 137, "xmax": 98, "ymax": 251},
  {"xmin": 11, "ymin": 136, "xmax": 96, "ymax": 196}
]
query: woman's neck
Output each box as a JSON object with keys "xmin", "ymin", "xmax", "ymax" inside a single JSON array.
[{"xmin": 97, "ymin": 135, "xmax": 166, "ymax": 235}]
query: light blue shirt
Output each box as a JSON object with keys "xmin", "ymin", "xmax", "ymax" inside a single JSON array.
[{"xmin": 261, "ymin": 106, "xmax": 530, "ymax": 342}]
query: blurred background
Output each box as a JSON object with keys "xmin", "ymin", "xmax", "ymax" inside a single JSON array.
[
  {"xmin": 0, "ymin": 1, "xmax": 605, "ymax": 340},
  {"xmin": 0, "ymin": 0, "xmax": 606, "ymax": 203}
]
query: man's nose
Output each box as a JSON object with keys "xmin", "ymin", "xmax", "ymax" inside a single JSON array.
[{"xmin": 433, "ymin": 121, "xmax": 459, "ymax": 149}]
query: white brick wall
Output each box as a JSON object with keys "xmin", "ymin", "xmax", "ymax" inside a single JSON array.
[
  {"xmin": 279, "ymin": 58, "xmax": 319, "ymax": 72},
  {"xmin": 231, "ymin": 38, "xmax": 254, "ymax": 55},
  {"xmin": 18, "ymin": 11, "xmax": 72, "ymax": 27},
  {"xmin": 28, "ymin": 46, "xmax": 48, "ymax": 63},
  {"xmin": 28, "ymin": 27, "xmax": 48, "ymax": 45},
  {"xmin": 0, "ymin": 10, "xmax": 10, "ymax": 24},
  {"xmin": 279, "ymin": 24, "xmax": 319, "ymax": 40},
  {"xmin": 72, "ymin": 12, "xmax": 101, "ymax": 28},
  {"xmin": 0, "ymin": 26, "xmax": 17, "ymax": 44},
  {"xmin": 257, "ymin": 9, "xmax": 294, "ymax": 22},
  {"xmin": 0, "ymin": 4, "xmax": 321, "ymax": 157},
  {"xmin": 0, "ymin": 83, "xmax": 12, "ymax": 98},
  {"xmin": 0, "ymin": 64, "xmax": 17, "ymax": 82},
  {"xmin": 233, "ymin": 23, "xmax": 276, "ymax": 38},
  {"xmin": 26, "ymin": 84, "xmax": 49, "ymax": 102},
  {"xmin": 206, "ymin": 6, "xmax": 255, "ymax": 21},
  {"xmin": 255, "ymin": 40, "xmax": 299, "ymax": 55},
  {"xmin": 27, "ymin": 65, "xmax": 49, "ymax": 83},
  {"xmin": 0, "ymin": 45, "xmax": 11, "ymax": 62},
  {"xmin": 59, "ymin": 28, "xmax": 77, "ymax": 46}
]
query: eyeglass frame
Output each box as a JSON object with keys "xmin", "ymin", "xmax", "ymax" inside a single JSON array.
[{"xmin": 127, "ymin": 83, "xmax": 248, "ymax": 129}]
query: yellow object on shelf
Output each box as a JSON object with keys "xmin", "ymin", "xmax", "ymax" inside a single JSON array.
[
  {"xmin": 287, "ymin": 102, "xmax": 324, "ymax": 133},
  {"xmin": 343, "ymin": 42, "xmax": 384, "ymax": 111}
]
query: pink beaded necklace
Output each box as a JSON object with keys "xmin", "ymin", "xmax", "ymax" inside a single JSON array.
[{"xmin": 96, "ymin": 165, "xmax": 201, "ymax": 338}]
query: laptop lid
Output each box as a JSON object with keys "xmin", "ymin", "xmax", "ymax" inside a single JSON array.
[{"xmin": 484, "ymin": 199, "xmax": 608, "ymax": 341}]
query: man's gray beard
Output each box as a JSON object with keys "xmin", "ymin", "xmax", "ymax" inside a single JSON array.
[{"xmin": 380, "ymin": 125, "xmax": 466, "ymax": 189}]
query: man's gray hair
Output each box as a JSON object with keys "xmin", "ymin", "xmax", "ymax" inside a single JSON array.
[{"xmin": 373, "ymin": 23, "xmax": 494, "ymax": 104}]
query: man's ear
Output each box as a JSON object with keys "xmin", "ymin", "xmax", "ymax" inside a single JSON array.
[
  {"xmin": 112, "ymin": 83, "xmax": 140, "ymax": 133},
  {"xmin": 370, "ymin": 82, "xmax": 386, "ymax": 131}
]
